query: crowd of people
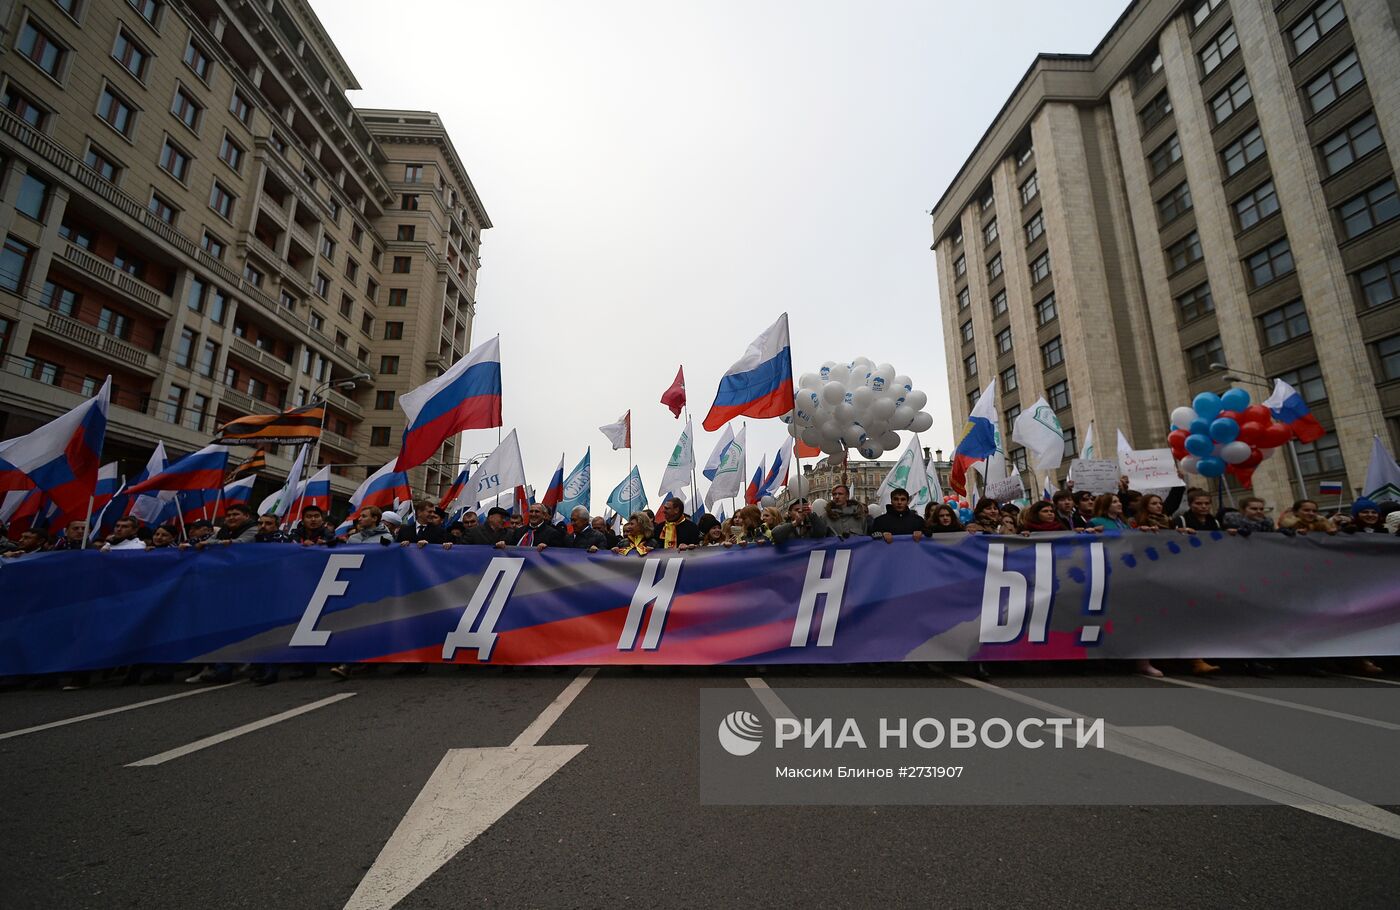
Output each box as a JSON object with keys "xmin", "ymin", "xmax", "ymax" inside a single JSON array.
[{"xmin": 3, "ymin": 479, "xmax": 1395, "ymax": 689}]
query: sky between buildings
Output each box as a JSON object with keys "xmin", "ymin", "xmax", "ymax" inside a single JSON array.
[{"xmin": 319, "ymin": 0, "xmax": 1127, "ymax": 505}]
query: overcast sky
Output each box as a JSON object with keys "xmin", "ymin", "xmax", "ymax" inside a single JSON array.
[{"xmin": 320, "ymin": 0, "xmax": 1127, "ymax": 508}]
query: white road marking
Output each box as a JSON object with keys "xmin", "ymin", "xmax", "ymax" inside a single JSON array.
[
  {"xmin": 947, "ymin": 674, "xmax": 1400, "ymax": 841},
  {"xmin": 125, "ymin": 692, "xmax": 356, "ymax": 767},
  {"xmin": 1145, "ymin": 675, "xmax": 1400, "ymax": 731},
  {"xmin": 345, "ymin": 668, "xmax": 598, "ymax": 910},
  {"xmin": 0, "ymin": 680, "xmax": 246, "ymax": 741},
  {"xmin": 1334, "ymin": 674, "xmax": 1400, "ymax": 687},
  {"xmin": 745, "ymin": 676, "xmax": 795, "ymax": 720}
]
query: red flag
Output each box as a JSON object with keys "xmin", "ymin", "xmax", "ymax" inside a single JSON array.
[
  {"xmin": 794, "ymin": 440, "xmax": 821, "ymax": 459},
  {"xmin": 661, "ymin": 366, "xmax": 686, "ymax": 418}
]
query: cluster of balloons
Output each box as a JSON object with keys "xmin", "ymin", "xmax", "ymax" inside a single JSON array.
[
  {"xmin": 942, "ymin": 496, "xmax": 974, "ymax": 525},
  {"xmin": 785, "ymin": 359, "xmax": 935, "ymax": 459},
  {"xmin": 1168, "ymin": 388, "xmax": 1291, "ymax": 481}
]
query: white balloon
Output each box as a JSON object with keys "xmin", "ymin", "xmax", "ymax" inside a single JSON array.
[
  {"xmin": 822, "ymin": 382, "xmax": 845, "ymax": 406},
  {"xmin": 852, "ymin": 356, "xmax": 874, "ymax": 368},
  {"xmin": 876, "ymin": 363, "xmax": 895, "ymax": 379},
  {"xmin": 867, "ymin": 502, "xmax": 885, "ymax": 518},
  {"xmin": 787, "ymin": 475, "xmax": 811, "ymax": 498},
  {"xmin": 910, "ymin": 411, "xmax": 934, "ymax": 433},
  {"xmin": 779, "ymin": 411, "xmax": 792, "ymax": 424},
  {"xmin": 799, "ymin": 426, "xmax": 820, "ymax": 446},
  {"xmin": 851, "ymin": 386, "xmax": 875, "ymax": 412},
  {"xmin": 810, "ymin": 498, "xmax": 828, "ymax": 514},
  {"xmin": 870, "ymin": 398, "xmax": 897, "ymax": 421},
  {"xmin": 821, "ymin": 440, "xmax": 845, "ymax": 456},
  {"xmin": 867, "ymin": 370, "xmax": 892, "ymax": 393},
  {"xmin": 1220, "ymin": 441, "xmax": 1252, "ymax": 464},
  {"xmin": 892, "ymin": 404, "xmax": 916, "ymax": 429},
  {"xmin": 862, "ymin": 418, "xmax": 890, "ymax": 437},
  {"xmin": 835, "ymin": 402, "xmax": 856, "ymax": 423},
  {"xmin": 858, "ymin": 443, "xmax": 884, "ymax": 459},
  {"xmin": 893, "ymin": 375, "xmax": 913, "ymax": 394},
  {"xmin": 786, "ymin": 420, "xmax": 801, "ymax": 438},
  {"xmin": 759, "ymin": 495, "xmax": 778, "ymax": 508},
  {"xmin": 793, "ymin": 409, "xmax": 814, "ymax": 428},
  {"xmin": 827, "ymin": 364, "xmax": 851, "ymax": 385},
  {"xmin": 817, "ymin": 418, "xmax": 840, "ymax": 440},
  {"xmin": 799, "ymin": 372, "xmax": 822, "ymax": 390},
  {"xmin": 1179, "ymin": 454, "xmax": 1201, "ymax": 474},
  {"xmin": 879, "ymin": 431, "xmax": 901, "ymax": 451},
  {"xmin": 819, "ymin": 362, "xmax": 836, "ymax": 380},
  {"xmin": 905, "ymin": 390, "xmax": 928, "ymax": 412},
  {"xmin": 1169, "ymin": 406, "xmax": 1198, "ymax": 430}
]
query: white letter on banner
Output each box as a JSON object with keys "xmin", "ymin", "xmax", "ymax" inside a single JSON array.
[
  {"xmin": 979, "ymin": 544, "xmax": 1027, "ymax": 643},
  {"xmin": 790, "ymin": 550, "xmax": 852, "ymax": 648},
  {"xmin": 1028, "ymin": 543, "xmax": 1054, "ymax": 643},
  {"xmin": 290, "ymin": 554, "xmax": 364, "ymax": 647},
  {"xmin": 441, "ymin": 558, "xmax": 525, "ymax": 661},
  {"xmin": 617, "ymin": 558, "xmax": 683, "ymax": 650}
]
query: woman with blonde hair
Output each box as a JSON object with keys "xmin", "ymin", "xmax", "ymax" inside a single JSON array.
[
  {"xmin": 612, "ymin": 513, "xmax": 659, "ymax": 555},
  {"xmin": 727, "ymin": 505, "xmax": 768, "ymax": 545}
]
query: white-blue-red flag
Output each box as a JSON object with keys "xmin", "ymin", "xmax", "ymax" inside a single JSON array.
[
  {"xmin": 744, "ymin": 457, "xmax": 766, "ymax": 505},
  {"xmin": 950, "ymin": 379, "xmax": 998, "ymax": 495},
  {"xmin": 125, "ymin": 443, "xmax": 229, "ymax": 495},
  {"xmin": 1264, "ymin": 378, "xmax": 1325, "ymax": 443},
  {"xmin": 0, "ymin": 377, "xmax": 110, "ymax": 527},
  {"xmin": 540, "ymin": 454, "xmax": 565, "ymax": 520},
  {"xmin": 759, "ymin": 438, "xmax": 793, "ymax": 499},
  {"xmin": 395, "ymin": 336, "xmax": 502, "ymax": 471},
  {"xmin": 287, "ymin": 466, "xmax": 333, "ymax": 520},
  {"xmin": 702, "ymin": 314, "xmax": 794, "ymax": 432}
]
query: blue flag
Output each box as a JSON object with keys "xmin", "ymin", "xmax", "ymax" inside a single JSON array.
[
  {"xmin": 558, "ymin": 449, "xmax": 591, "ymax": 518},
  {"xmin": 606, "ymin": 466, "xmax": 647, "ymax": 518}
]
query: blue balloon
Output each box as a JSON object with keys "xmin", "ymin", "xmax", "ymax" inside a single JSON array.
[
  {"xmin": 1220, "ymin": 387, "xmax": 1251, "ymax": 412},
  {"xmin": 1189, "ymin": 418, "xmax": 1211, "ymax": 436},
  {"xmin": 1197, "ymin": 456, "xmax": 1226, "ymax": 478},
  {"xmin": 1185, "ymin": 433, "xmax": 1215, "ymax": 457},
  {"xmin": 1193, "ymin": 391, "xmax": 1223, "ymax": 421},
  {"xmin": 1209, "ymin": 417, "xmax": 1240, "ymax": 444},
  {"xmin": 958, "ymin": 508, "xmax": 974, "ymax": 524}
]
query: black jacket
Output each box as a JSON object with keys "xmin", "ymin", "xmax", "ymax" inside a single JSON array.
[
  {"xmin": 569, "ymin": 526, "xmax": 612, "ymax": 550},
  {"xmin": 464, "ymin": 524, "xmax": 513, "ymax": 546},
  {"xmin": 508, "ymin": 522, "xmax": 567, "ymax": 547},
  {"xmin": 654, "ymin": 518, "xmax": 701, "ymax": 549},
  {"xmin": 771, "ymin": 514, "xmax": 833, "ymax": 544},
  {"xmin": 1058, "ymin": 510, "xmax": 1093, "ymax": 531},
  {"xmin": 871, "ymin": 508, "xmax": 925, "ymax": 536},
  {"xmin": 397, "ymin": 523, "xmax": 451, "ymax": 544},
  {"xmin": 289, "ymin": 525, "xmax": 337, "ymax": 545},
  {"xmin": 1173, "ymin": 512, "xmax": 1224, "ymax": 532}
]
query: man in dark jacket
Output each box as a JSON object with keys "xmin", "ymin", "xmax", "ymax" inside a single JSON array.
[
  {"xmin": 507, "ymin": 503, "xmax": 566, "ymax": 549},
  {"xmin": 397, "ymin": 501, "xmax": 452, "ymax": 547},
  {"xmin": 289, "ymin": 505, "xmax": 337, "ymax": 545},
  {"xmin": 253, "ymin": 514, "xmax": 289, "ymax": 543},
  {"xmin": 771, "ymin": 499, "xmax": 833, "ymax": 543},
  {"xmin": 567, "ymin": 506, "xmax": 610, "ymax": 551},
  {"xmin": 655, "ymin": 497, "xmax": 700, "ymax": 550},
  {"xmin": 466, "ymin": 507, "xmax": 513, "ymax": 546},
  {"xmin": 872, "ymin": 488, "xmax": 924, "ymax": 542},
  {"xmin": 203, "ymin": 504, "xmax": 257, "ymax": 546},
  {"xmin": 1052, "ymin": 491, "xmax": 1092, "ymax": 530}
]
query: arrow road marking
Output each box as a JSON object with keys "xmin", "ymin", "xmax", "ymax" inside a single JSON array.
[
  {"xmin": 344, "ymin": 668, "xmax": 598, "ymax": 910},
  {"xmin": 0, "ymin": 680, "xmax": 246, "ymax": 742}
]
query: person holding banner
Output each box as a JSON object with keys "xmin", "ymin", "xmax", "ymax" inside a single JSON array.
[
  {"xmin": 964, "ymin": 499, "xmax": 1004, "ymax": 535},
  {"xmin": 656, "ymin": 497, "xmax": 701, "ymax": 550},
  {"xmin": 508, "ymin": 503, "xmax": 566, "ymax": 550},
  {"xmin": 1016, "ymin": 501, "xmax": 1065, "ymax": 535},
  {"xmin": 1131, "ymin": 494, "xmax": 1174, "ymax": 532},
  {"xmin": 567, "ymin": 507, "xmax": 609, "ymax": 552},
  {"xmin": 1279, "ymin": 500, "xmax": 1336, "ymax": 535},
  {"xmin": 147, "ymin": 526, "xmax": 179, "ymax": 549},
  {"xmin": 771, "ymin": 499, "xmax": 832, "ymax": 543},
  {"xmin": 924, "ymin": 504, "xmax": 965, "ymax": 534},
  {"xmin": 871, "ymin": 489, "xmax": 924, "ymax": 543},
  {"xmin": 612, "ymin": 513, "xmax": 659, "ymax": 555},
  {"xmin": 289, "ymin": 506, "xmax": 336, "ymax": 546},
  {"xmin": 1172, "ymin": 489, "xmax": 1232, "ymax": 534},
  {"xmin": 727, "ymin": 506, "xmax": 769, "ymax": 545},
  {"xmin": 398, "ymin": 501, "xmax": 452, "ymax": 547},
  {"xmin": 466, "ymin": 507, "xmax": 512, "ymax": 546},
  {"xmin": 50, "ymin": 521, "xmax": 88, "ymax": 551},
  {"xmin": 1090, "ymin": 494, "xmax": 1132, "ymax": 531},
  {"xmin": 344, "ymin": 507, "xmax": 394, "ymax": 544},
  {"xmin": 203, "ymin": 504, "xmax": 257, "ymax": 546},
  {"xmin": 101, "ymin": 517, "xmax": 146, "ymax": 551},
  {"xmin": 823, "ymin": 485, "xmax": 869, "ymax": 539}
]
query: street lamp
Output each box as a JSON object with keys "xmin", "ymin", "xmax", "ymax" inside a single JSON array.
[{"xmin": 307, "ymin": 372, "xmax": 373, "ymax": 481}]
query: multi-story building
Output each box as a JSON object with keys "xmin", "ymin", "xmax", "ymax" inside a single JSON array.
[
  {"xmin": 0, "ymin": 0, "xmax": 490, "ymax": 508},
  {"xmin": 791, "ymin": 451, "xmax": 953, "ymax": 509},
  {"xmin": 930, "ymin": 0, "xmax": 1399, "ymax": 509}
]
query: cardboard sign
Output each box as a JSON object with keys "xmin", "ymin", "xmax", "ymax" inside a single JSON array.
[
  {"xmin": 984, "ymin": 476, "xmax": 1025, "ymax": 503},
  {"xmin": 1068, "ymin": 459, "xmax": 1120, "ymax": 494},
  {"xmin": 1120, "ymin": 448, "xmax": 1185, "ymax": 490}
]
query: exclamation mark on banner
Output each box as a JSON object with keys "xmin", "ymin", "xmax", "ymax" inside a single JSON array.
[{"xmin": 1079, "ymin": 542, "xmax": 1106, "ymax": 645}]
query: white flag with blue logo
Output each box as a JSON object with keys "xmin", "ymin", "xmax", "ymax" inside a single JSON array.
[
  {"xmin": 607, "ymin": 466, "xmax": 647, "ymax": 517},
  {"xmin": 558, "ymin": 449, "xmax": 591, "ymax": 517}
]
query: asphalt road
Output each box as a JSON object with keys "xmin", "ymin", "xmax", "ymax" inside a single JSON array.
[{"xmin": 3, "ymin": 665, "xmax": 1399, "ymax": 909}]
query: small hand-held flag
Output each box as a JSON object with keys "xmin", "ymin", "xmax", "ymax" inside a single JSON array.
[
  {"xmin": 395, "ymin": 336, "xmax": 502, "ymax": 472},
  {"xmin": 599, "ymin": 411, "xmax": 631, "ymax": 450},
  {"xmin": 661, "ymin": 366, "xmax": 687, "ymax": 418}
]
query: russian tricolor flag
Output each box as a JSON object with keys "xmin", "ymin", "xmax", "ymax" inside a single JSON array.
[
  {"xmin": 540, "ymin": 454, "xmax": 565, "ymax": 519},
  {"xmin": 703, "ymin": 314, "xmax": 794, "ymax": 432},
  {"xmin": 759, "ymin": 438, "xmax": 793, "ymax": 499},
  {"xmin": 0, "ymin": 377, "xmax": 110, "ymax": 527},
  {"xmin": 1264, "ymin": 378, "xmax": 1325, "ymax": 443},
  {"xmin": 126, "ymin": 444, "xmax": 230, "ymax": 495},
  {"xmin": 745, "ymin": 458, "xmax": 766, "ymax": 505},
  {"xmin": 396, "ymin": 336, "xmax": 502, "ymax": 472},
  {"xmin": 288, "ymin": 466, "xmax": 333, "ymax": 520},
  {"xmin": 218, "ymin": 475, "xmax": 256, "ymax": 519},
  {"xmin": 340, "ymin": 461, "xmax": 412, "ymax": 534},
  {"xmin": 950, "ymin": 379, "xmax": 999, "ymax": 495}
]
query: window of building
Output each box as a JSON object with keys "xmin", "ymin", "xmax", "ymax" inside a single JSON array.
[
  {"xmin": 209, "ymin": 286, "xmax": 228, "ymax": 323},
  {"xmin": 1190, "ymin": 0, "xmax": 1224, "ymax": 29},
  {"xmin": 374, "ymin": 390, "xmax": 395, "ymax": 409},
  {"xmin": 1019, "ymin": 172, "xmax": 1039, "ymax": 205},
  {"xmin": 147, "ymin": 190, "xmax": 177, "ymax": 224},
  {"xmin": 345, "ymin": 258, "xmax": 359, "ymax": 281},
  {"xmin": 209, "ymin": 181, "xmax": 235, "ymax": 220},
  {"xmin": 967, "ymin": 388, "xmax": 981, "ymax": 409},
  {"xmin": 98, "ymin": 85, "xmax": 136, "ymax": 136},
  {"xmin": 1063, "ymin": 426, "xmax": 1077, "ymax": 457},
  {"xmin": 1016, "ymin": 145, "xmax": 1034, "ymax": 167},
  {"xmin": 1320, "ymin": 113, "xmax": 1383, "ymax": 177},
  {"xmin": 328, "ymin": 197, "xmax": 341, "ymax": 221},
  {"xmin": 15, "ymin": 173, "xmax": 49, "ymax": 220},
  {"xmin": 161, "ymin": 384, "xmax": 185, "ymax": 424},
  {"xmin": 987, "ymin": 253, "xmax": 1003, "ymax": 281},
  {"xmin": 279, "ymin": 290, "xmax": 297, "ymax": 311},
  {"xmin": 1305, "ymin": 51, "xmax": 1363, "ymax": 115},
  {"xmin": 1221, "ymin": 124, "xmax": 1266, "ymax": 177},
  {"xmin": 229, "ymin": 89, "xmax": 251, "ymax": 125},
  {"xmin": 1277, "ymin": 362, "xmax": 1327, "ymax": 405},
  {"xmin": 366, "ymin": 278, "xmax": 379, "ymax": 302},
  {"xmin": 218, "ymin": 133, "xmax": 244, "ymax": 172},
  {"xmin": 404, "ymin": 164, "xmax": 423, "ymax": 183},
  {"xmin": 1133, "ymin": 50, "xmax": 1164, "ymax": 90},
  {"xmin": 1030, "ymin": 251, "xmax": 1051, "ymax": 283},
  {"xmin": 995, "ymin": 327, "xmax": 1013, "ymax": 354},
  {"xmin": 1149, "ymin": 134, "xmax": 1182, "ymax": 178},
  {"xmin": 1338, "ymin": 179, "xmax": 1400, "ymax": 239},
  {"xmin": 1176, "ymin": 283, "xmax": 1215, "ymax": 323},
  {"xmin": 1042, "ymin": 335, "xmax": 1064, "ymax": 369},
  {"xmin": 188, "ymin": 278, "xmax": 210, "ymax": 313},
  {"xmin": 1290, "ymin": 0, "xmax": 1346, "ymax": 57},
  {"xmin": 1246, "ymin": 238, "xmax": 1294, "ymax": 286},
  {"xmin": 975, "ymin": 189, "xmax": 993, "ymax": 212},
  {"xmin": 79, "ymin": 375, "xmax": 100, "ymax": 397},
  {"xmin": 392, "ymin": 256, "xmax": 411, "ymax": 273},
  {"xmin": 1006, "ymin": 406, "xmax": 1022, "ymax": 428},
  {"xmin": 309, "ymin": 311, "xmax": 324, "ymax": 331},
  {"xmin": 334, "ymin": 330, "xmax": 347, "ymax": 350},
  {"xmin": 1259, "ymin": 299, "xmax": 1311, "ymax": 346},
  {"xmin": 159, "ymin": 137, "xmax": 190, "ymax": 181},
  {"xmin": 112, "ymin": 28, "xmax": 148, "ymax": 79},
  {"xmin": 201, "ymin": 230, "xmax": 225, "ymax": 259},
  {"xmin": 184, "ymin": 37, "xmax": 212, "ymax": 81},
  {"xmin": 129, "ymin": 0, "xmax": 160, "ymax": 25},
  {"xmin": 314, "ymin": 272, "xmax": 330, "ymax": 298},
  {"xmin": 1024, "ymin": 210, "xmax": 1044, "ymax": 244},
  {"xmin": 338, "ymin": 294, "xmax": 354, "ymax": 318},
  {"xmin": 21, "ymin": 356, "xmax": 61, "ymax": 385},
  {"xmin": 1234, "ymin": 179, "xmax": 1280, "ymax": 230},
  {"xmin": 960, "ymin": 320, "xmax": 974, "ymax": 344},
  {"xmin": 991, "ymin": 289, "xmax": 1008, "ymax": 317},
  {"xmin": 84, "ymin": 145, "xmax": 122, "ymax": 182},
  {"xmin": 243, "ymin": 263, "xmax": 263, "ymax": 287},
  {"xmin": 951, "ymin": 228, "xmax": 963, "ymax": 248},
  {"xmin": 1210, "ymin": 73, "xmax": 1252, "ymax": 124},
  {"xmin": 963, "ymin": 352, "xmax": 977, "ymax": 377},
  {"xmin": 319, "ymin": 236, "xmax": 336, "ymax": 261},
  {"xmin": 59, "ymin": 219, "xmax": 97, "ymax": 251},
  {"xmin": 1167, "ymin": 230, "xmax": 1204, "ymax": 272},
  {"xmin": 1045, "ymin": 379, "xmax": 1070, "ymax": 411},
  {"xmin": 1035, "ymin": 292, "xmax": 1057, "ymax": 325},
  {"xmin": 1157, "ymin": 181, "xmax": 1193, "ymax": 224},
  {"xmin": 401, "ymin": 194, "xmax": 419, "ymax": 210},
  {"xmin": 1199, "ymin": 22, "xmax": 1239, "ymax": 75},
  {"xmin": 396, "ymin": 224, "xmax": 416, "ymax": 241},
  {"xmin": 954, "ymin": 287, "xmax": 970, "ymax": 311},
  {"xmin": 350, "ymin": 223, "xmax": 363, "ymax": 246},
  {"xmin": 3, "ymin": 82, "xmax": 48, "ymax": 129},
  {"xmin": 0, "ymin": 236, "xmax": 34, "ymax": 292},
  {"xmin": 370, "ymin": 246, "xmax": 381, "ymax": 268},
  {"xmin": 1358, "ymin": 254, "xmax": 1400, "ymax": 309},
  {"xmin": 388, "ymin": 288, "xmax": 408, "ymax": 306},
  {"xmin": 1294, "ymin": 431, "xmax": 1345, "ymax": 474},
  {"xmin": 1001, "ymin": 365, "xmax": 1018, "ymax": 393},
  {"xmin": 170, "ymin": 86, "xmax": 202, "ymax": 131},
  {"xmin": 379, "ymin": 355, "xmax": 399, "ymax": 374},
  {"xmin": 113, "ymin": 247, "xmax": 145, "ymax": 277},
  {"xmin": 1186, "ymin": 336, "xmax": 1225, "ymax": 377},
  {"xmin": 1140, "ymin": 90, "xmax": 1173, "ymax": 130},
  {"xmin": 953, "ymin": 255, "xmax": 966, "ymax": 278},
  {"xmin": 1372, "ymin": 332, "xmax": 1400, "ymax": 381},
  {"xmin": 246, "ymin": 377, "xmax": 268, "ymax": 401},
  {"xmin": 370, "ymin": 426, "xmax": 392, "ymax": 447},
  {"xmin": 20, "ymin": 17, "xmax": 67, "ymax": 77},
  {"xmin": 360, "ymin": 312, "xmax": 375, "ymax": 335},
  {"xmin": 983, "ymin": 219, "xmax": 998, "ymax": 245},
  {"xmin": 384, "ymin": 321, "xmax": 404, "ymax": 340},
  {"xmin": 41, "ymin": 280, "xmax": 79, "ymax": 315},
  {"xmin": 196, "ymin": 339, "xmax": 218, "ymax": 376},
  {"xmin": 174, "ymin": 327, "xmax": 196, "ymax": 366}
]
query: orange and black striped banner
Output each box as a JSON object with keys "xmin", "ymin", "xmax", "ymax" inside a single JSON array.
[
  {"xmin": 226, "ymin": 448, "xmax": 267, "ymax": 482},
  {"xmin": 215, "ymin": 405, "xmax": 325, "ymax": 445}
]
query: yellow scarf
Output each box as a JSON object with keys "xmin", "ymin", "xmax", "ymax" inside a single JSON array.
[
  {"xmin": 660, "ymin": 520, "xmax": 679, "ymax": 548},
  {"xmin": 618, "ymin": 534, "xmax": 651, "ymax": 556}
]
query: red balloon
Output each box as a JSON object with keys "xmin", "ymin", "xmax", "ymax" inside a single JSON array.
[
  {"xmin": 1168, "ymin": 428, "xmax": 1188, "ymax": 447},
  {"xmin": 1242, "ymin": 404, "xmax": 1271, "ymax": 425},
  {"xmin": 1218, "ymin": 410, "xmax": 1241, "ymax": 423},
  {"xmin": 1261, "ymin": 422, "xmax": 1293, "ymax": 448},
  {"xmin": 1241, "ymin": 447, "xmax": 1264, "ymax": 469},
  {"xmin": 1238, "ymin": 421, "xmax": 1266, "ymax": 445}
]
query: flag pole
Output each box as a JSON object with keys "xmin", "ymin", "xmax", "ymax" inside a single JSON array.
[
  {"xmin": 89, "ymin": 478, "xmax": 126, "ymax": 544},
  {"xmin": 80, "ymin": 494, "xmax": 95, "ymax": 550},
  {"xmin": 174, "ymin": 500, "xmax": 190, "ymax": 541}
]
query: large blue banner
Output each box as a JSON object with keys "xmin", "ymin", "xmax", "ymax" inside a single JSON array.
[{"xmin": 2, "ymin": 533, "xmax": 1398, "ymax": 674}]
